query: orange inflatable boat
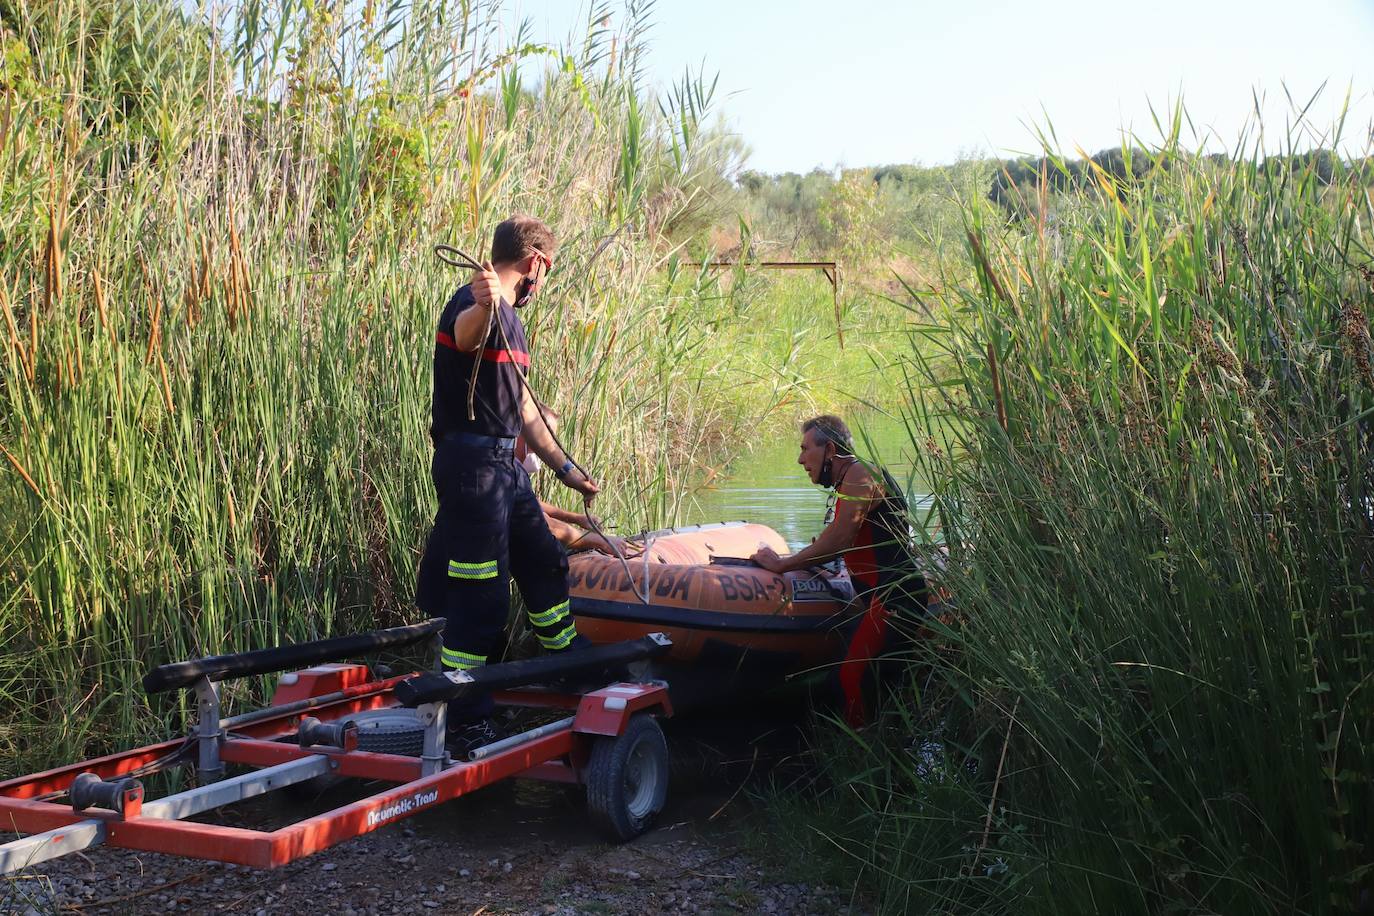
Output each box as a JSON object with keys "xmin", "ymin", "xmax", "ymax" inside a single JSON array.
[{"xmin": 568, "ymin": 522, "xmax": 859, "ymax": 680}]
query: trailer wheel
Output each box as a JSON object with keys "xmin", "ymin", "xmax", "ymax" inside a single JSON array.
[
  {"xmin": 351, "ymin": 709, "xmax": 426, "ymax": 757},
  {"xmin": 585, "ymin": 714, "xmax": 668, "ymax": 842},
  {"xmin": 285, "ymin": 709, "xmax": 426, "ymax": 799}
]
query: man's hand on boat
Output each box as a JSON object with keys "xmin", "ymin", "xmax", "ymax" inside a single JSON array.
[
  {"xmin": 750, "ymin": 545, "xmax": 787, "ymax": 573},
  {"xmin": 569, "ymin": 510, "xmax": 632, "ymax": 552},
  {"xmin": 600, "ymin": 534, "xmax": 643, "ymax": 558},
  {"xmin": 564, "ymin": 528, "xmax": 640, "ymax": 557}
]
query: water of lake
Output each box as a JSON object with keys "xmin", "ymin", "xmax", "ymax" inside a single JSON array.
[{"xmin": 681, "ymin": 412, "xmax": 933, "ymax": 549}]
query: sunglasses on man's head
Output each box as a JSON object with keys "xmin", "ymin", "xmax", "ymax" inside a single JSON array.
[{"xmin": 528, "ymin": 248, "xmax": 555, "ymax": 274}]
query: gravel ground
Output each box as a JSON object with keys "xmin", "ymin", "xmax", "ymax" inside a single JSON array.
[{"xmin": 1, "ymin": 704, "xmax": 867, "ymax": 915}]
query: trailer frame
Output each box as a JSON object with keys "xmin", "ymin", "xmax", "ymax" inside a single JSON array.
[{"xmin": 0, "ymin": 622, "xmax": 674, "ymax": 875}]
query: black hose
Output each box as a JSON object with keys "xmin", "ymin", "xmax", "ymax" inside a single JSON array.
[{"xmin": 435, "ymin": 245, "xmax": 494, "ymax": 422}]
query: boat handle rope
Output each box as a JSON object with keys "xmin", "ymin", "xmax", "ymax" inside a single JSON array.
[
  {"xmin": 434, "ymin": 244, "xmax": 652, "ymax": 606},
  {"xmin": 640, "ymin": 531, "xmax": 659, "ymax": 600}
]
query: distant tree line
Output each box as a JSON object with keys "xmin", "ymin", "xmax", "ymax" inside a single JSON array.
[
  {"xmin": 989, "ymin": 147, "xmax": 1373, "ymax": 214},
  {"xmin": 726, "ymin": 148, "xmax": 1374, "ymax": 265},
  {"xmin": 728, "ymin": 160, "xmax": 991, "ymax": 265}
]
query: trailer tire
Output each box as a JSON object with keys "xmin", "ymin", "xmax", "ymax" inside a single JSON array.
[
  {"xmin": 352, "ymin": 709, "xmax": 427, "ymax": 757},
  {"xmin": 285, "ymin": 709, "xmax": 426, "ymax": 799},
  {"xmin": 585, "ymin": 714, "xmax": 668, "ymax": 842}
]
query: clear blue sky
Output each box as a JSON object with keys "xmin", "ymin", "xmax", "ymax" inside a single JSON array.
[{"xmin": 506, "ymin": 0, "xmax": 1374, "ymax": 173}]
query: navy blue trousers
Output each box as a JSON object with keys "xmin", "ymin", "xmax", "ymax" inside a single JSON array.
[{"xmin": 416, "ymin": 441, "xmax": 577, "ymax": 720}]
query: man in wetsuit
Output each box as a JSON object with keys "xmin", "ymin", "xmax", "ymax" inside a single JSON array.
[
  {"xmin": 416, "ymin": 215, "xmax": 599, "ymax": 754},
  {"xmin": 749, "ymin": 414, "xmax": 926, "ymax": 727}
]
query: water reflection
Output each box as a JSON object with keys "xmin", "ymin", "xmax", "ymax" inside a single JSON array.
[{"xmin": 685, "ymin": 413, "xmax": 933, "ymax": 549}]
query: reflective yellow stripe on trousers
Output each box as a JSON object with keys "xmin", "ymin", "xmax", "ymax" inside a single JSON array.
[
  {"xmin": 448, "ymin": 559, "xmax": 498, "ymax": 580},
  {"xmin": 537, "ymin": 623, "xmax": 577, "ymax": 651},
  {"xmin": 441, "ymin": 647, "xmax": 486, "ymax": 670},
  {"xmin": 527, "ymin": 600, "xmax": 570, "ymax": 628}
]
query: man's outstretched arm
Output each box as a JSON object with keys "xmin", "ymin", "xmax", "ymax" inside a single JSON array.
[
  {"xmin": 751, "ymin": 470, "xmax": 877, "ymax": 573},
  {"xmin": 520, "ymin": 388, "xmax": 599, "ymax": 500}
]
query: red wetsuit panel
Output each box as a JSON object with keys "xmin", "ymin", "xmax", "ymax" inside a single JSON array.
[
  {"xmin": 838, "ymin": 515, "xmax": 889, "ymax": 727},
  {"xmin": 835, "ymin": 466, "xmax": 924, "ymax": 728}
]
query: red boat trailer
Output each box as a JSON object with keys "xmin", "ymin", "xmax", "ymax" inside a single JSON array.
[{"xmin": 0, "ymin": 621, "xmax": 674, "ymax": 875}]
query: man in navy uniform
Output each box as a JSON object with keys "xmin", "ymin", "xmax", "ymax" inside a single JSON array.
[{"xmin": 416, "ymin": 215, "xmax": 598, "ymax": 754}]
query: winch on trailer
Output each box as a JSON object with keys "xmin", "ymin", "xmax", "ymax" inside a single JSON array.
[{"xmin": 0, "ymin": 620, "xmax": 675, "ymax": 875}]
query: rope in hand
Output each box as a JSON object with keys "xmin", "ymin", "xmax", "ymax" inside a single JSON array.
[
  {"xmin": 436, "ymin": 245, "xmax": 494, "ymax": 422},
  {"xmin": 433, "ymin": 244, "xmax": 651, "ymax": 605}
]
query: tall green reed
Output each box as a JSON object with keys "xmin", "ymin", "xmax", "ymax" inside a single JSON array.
[
  {"xmin": 794, "ymin": 107, "xmax": 1374, "ymax": 913},
  {"xmin": 0, "ymin": 0, "xmax": 743, "ymax": 772}
]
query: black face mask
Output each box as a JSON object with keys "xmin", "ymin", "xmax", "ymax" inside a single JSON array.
[
  {"xmin": 513, "ymin": 272, "xmax": 539, "ymax": 308},
  {"xmin": 817, "ymin": 447, "xmax": 836, "ymax": 488}
]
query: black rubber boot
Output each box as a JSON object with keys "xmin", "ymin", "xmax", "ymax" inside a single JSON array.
[{"xmin": 445, "ymin": 717, "xmax": 501, "ymax": 759}]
